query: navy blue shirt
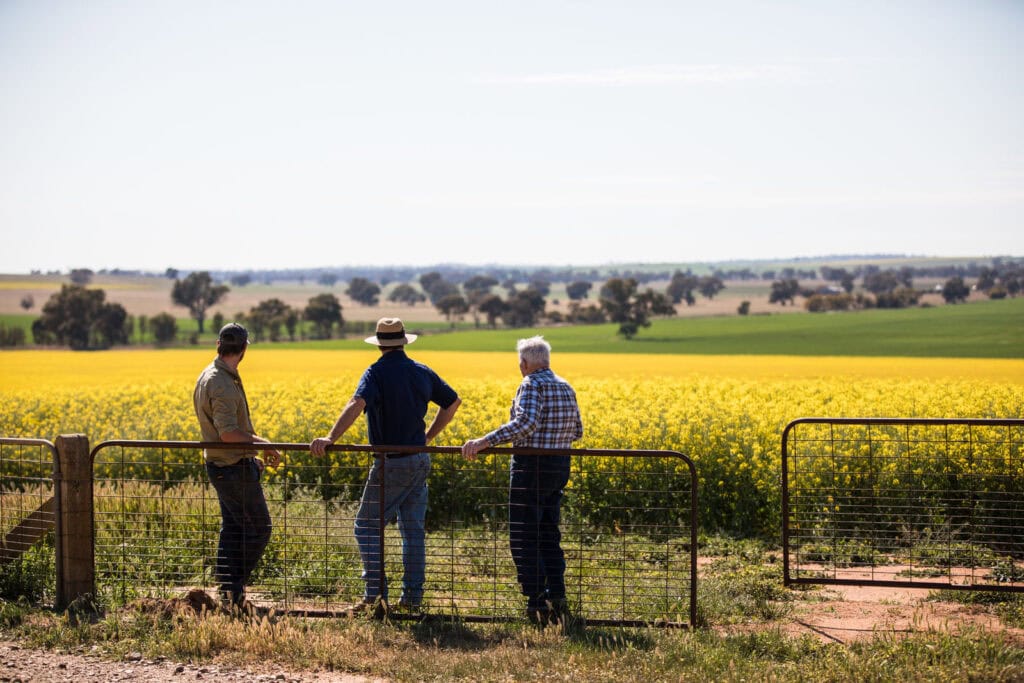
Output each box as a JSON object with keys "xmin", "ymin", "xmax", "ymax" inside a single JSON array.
[{"xmin": 354, "ymin": 349, "xmax": 459, "ymax": 447}]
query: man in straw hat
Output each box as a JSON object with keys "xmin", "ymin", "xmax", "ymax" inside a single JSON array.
[{"xmin": 311, "ymin": 317, "xmax": 461, "ymax": 616}]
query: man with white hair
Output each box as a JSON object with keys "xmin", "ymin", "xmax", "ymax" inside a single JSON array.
[{"xmin": 462, "ymin": 335, "xmax": 583, "ymax": 625}]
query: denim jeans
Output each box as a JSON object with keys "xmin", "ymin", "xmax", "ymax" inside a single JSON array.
[
  {"xmin": 509, "ymin": 460, "xmax": 571, "ymax": 606},
  {"xmin": 206, "ymin": 458, "xmax": 272, "ymax": 601},
  {"xmin": 354, "ymin": 452, "xmax": 431, "ymax": 604}
]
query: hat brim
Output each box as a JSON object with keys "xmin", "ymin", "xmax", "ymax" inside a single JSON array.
[{"xmin": 364, "ymin": 333, "xmax": 417, "ymax": 346}]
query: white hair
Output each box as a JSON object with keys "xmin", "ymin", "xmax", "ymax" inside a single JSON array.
[{"xmin": 516, "ymin": 335, "xmax": 551, "ymax": 367}]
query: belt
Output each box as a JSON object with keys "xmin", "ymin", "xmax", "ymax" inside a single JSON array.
[{"xmin": 377, "ymin": 452, "xmax": 417, "ymax": 459}]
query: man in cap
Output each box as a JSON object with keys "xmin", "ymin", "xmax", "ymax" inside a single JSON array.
[
  {"xmin": 311, "ymin": 317, "xmax": 461, "ymax": 615},
  {"xmin": 193, "ymin": 322, "xmax": 281, "ymax": 612}
]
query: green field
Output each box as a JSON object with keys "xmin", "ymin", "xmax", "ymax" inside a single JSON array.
[
  {"xmin": 4, "ymin": 297, "xmax": 1022, "ymax": 358},
  {"xmin": 292, "ymin": 297, "xmax": 1024, "ymax": 358}
]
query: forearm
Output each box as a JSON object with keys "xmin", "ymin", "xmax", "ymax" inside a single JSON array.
[
  {"xmin": 325, "ymin": 397, "xmax": 365, "ymax": 443},
  {"xmin": 426, "ymin": 398, "xmax": 461, "ymax": 443},
  {"xmin": 218, "ymin": 429, "xmax": 261, "ymax": 443}
]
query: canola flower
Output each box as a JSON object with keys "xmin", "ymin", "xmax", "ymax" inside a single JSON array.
[{"xmin": 1, "ymin": 349, "xmax": 1021, "ymax": 535}]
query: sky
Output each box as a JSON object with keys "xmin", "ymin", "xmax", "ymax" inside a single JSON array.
[{"xmin": 1, "ymin": 1, "xmax": 1021, "ymax": 273}]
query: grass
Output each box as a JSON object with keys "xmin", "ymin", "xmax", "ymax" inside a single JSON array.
[
  {"xmin": 411, "ymin": 297, "xmax": 1024, "ymax": 358},
  {"xmin": 5, "ymin": 296, "xmax": 1023, "ymax": 358},
  {"xmin": 2, "ymin": 587, "xmax": 1022, "ymax": 682}
]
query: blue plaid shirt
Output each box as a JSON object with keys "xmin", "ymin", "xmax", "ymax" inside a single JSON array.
[{"xmin": 485, "ymin": 369, "xmax": 583, "ymax": 464}]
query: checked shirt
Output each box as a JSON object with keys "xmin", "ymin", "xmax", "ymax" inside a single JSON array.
[{"xmin": 485, "ymin": 368, "xmax": 583, "ymax": 451}]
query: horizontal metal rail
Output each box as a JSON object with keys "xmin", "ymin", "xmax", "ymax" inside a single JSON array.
[
  {"xmin": 782, "ymin": 417, "xmax": 1024, "ymax": 593},
  {"xmin": 90, "ymin": 440, "xmax": 698, "ymax": 628}
]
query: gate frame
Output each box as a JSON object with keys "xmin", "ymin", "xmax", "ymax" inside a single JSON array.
[
  {"xmin": 781, "ymin": 417, "xmax": 1024, "ymax": 593},
  {"xmin": 90, "ymin": 440, "xmax": 699, "ymax": 628}
]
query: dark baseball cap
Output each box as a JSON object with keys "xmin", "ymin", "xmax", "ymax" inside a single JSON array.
[{"xmin": 217, "ymin": 322, "xmax": 250, "ymax": 345}]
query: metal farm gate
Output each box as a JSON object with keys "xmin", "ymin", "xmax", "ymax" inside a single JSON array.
[
  {"xmin": 90, "ymin": 440, "xmax": 698, "ymax": 627},
  {"xmin": 0, "ymin": 438, "xmax": 58, "ymax": 602},
  {"xmin": 782, "ymin": 418, "xmax": 1024, "ymax": 593}
]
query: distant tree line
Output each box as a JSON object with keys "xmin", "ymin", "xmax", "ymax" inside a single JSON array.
[{"xmin": 11, "ymin": 257, "xmax": 1022, "ymax": 349}]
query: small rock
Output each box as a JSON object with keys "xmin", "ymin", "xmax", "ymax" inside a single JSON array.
[{"xmin": 174, "ymin": 665, "xmax": 185, "ymax": 675}]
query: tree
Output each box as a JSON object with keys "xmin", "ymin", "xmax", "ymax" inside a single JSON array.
[
  {"xmin": 528, "ymin": 278, "xmax": 551, "ymax": 297},
  {"xmin": 462, "ymin": 275, "xmax": 498, "ymax": 299},
  {"xmin": 419, "ymin": 272, "xmax": 459, "ymax": 305},
  {"xmin": 941, "ymin": 277, "xmax": 970, "ymax": 304},
  {"xmin": 69, "ymin": 268, "xmax": 93, "ymax": 286},
  {"xmin": 248, "ymin": 298, "xmax": 294, "ymax": 341},
  {"xmin": 317, "ymin": 273, "xmax": 339, "ymax": 287},
  {"xmin": 599, "ymin": 277, "xmax": 676, "ymax": 339},
  {"xmin": 769, "ymin": 279, "xmax": 800, "ymax": 306},
  {"xmin": 284, "ymin": 309, "xmax": 300, "ymax": 341},
  {"xmin": 230, "ymin": 274, "xmax": 252, "ymax": 287},
  {"xmin": 304, "ymin": 293, "xmax": 343, "ymax": 339},
  {"xmin": 150, "ymin": 312, "xmax": 178, "ymax": 344},
  {"xmin": 566, "ymin": 281, "xmax": 593, "ymax": 301},
  {"xmin": 666, "ymin": 271, "xmax": 698, "ymax": 305},
  {"xmin": 862, "ymin": 270, "xmax": 902, "ymax": 295},
  {"xmin": 33, "ymin": 285, "xmax": 128, "ymax": 349},
  {"xmin": 436, "ymin": 293, "xmax": 469, "ymax": 326},
  {"xmin": 477, "ymin": 294, "xmax": 507, "ymax": 328},
  {"xmin": 164, "ymin": 268, "xmax": 179, "ymax": 279},
  {"xmin": 566, "ymin": 301, "xmax": 606, "ymax": 323},
  {"xmin": 346, "ymin": 277, "xmax": 381, "ymax": 306},
  {"xmin": 698, "ymin": 275, "xmax": 725, "ymax": 300},
  {"xmin": 737, "ymin": 301, "xmax": 751, "ymax": 315},
  {"xmin": 171, "ymin": 272, "xmax": 229, "ymax": 334},
  {"xmin": 504, "ymin": 289, "xmax": 546, "ymax": 327},
  {"xmin": 388, "ymin": 283, "xmax": 426, "ymax": 306},
  {"xmin": 91, "ymin": 303, "xmax": 129, "ymax": 348},
  {"xmin": 19, "ymin": 294, "xmax": 34, "ymax": 311},
  {"xmin": 462, "ymin": 275, "xmax": 499, "ymax": 327}
]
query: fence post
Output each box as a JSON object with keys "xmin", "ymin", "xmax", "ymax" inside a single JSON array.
[{"xmin": 55, "ymin": 434, "xmax": 94, "ymax": 610}]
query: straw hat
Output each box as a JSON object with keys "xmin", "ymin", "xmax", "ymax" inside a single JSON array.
[{"xmin": 364, "ymin": 317, "xmax": 417, "ymax": 346}]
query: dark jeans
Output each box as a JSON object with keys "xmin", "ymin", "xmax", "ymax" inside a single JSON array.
[
  {"xmin": 509, "ymin": 460, "xmax": 570, "ymax": 605},
  {"xmin": 206, "ymin": 458, "xmax": 272, "ymax": 600}
]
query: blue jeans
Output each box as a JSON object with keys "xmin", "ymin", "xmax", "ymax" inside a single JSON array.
[
  {"xmin": 206, "ymin": 458, "xmax": 272, "ymax": 601},
  {"xmin": 354, "ymin": 453, "xmax": 431, "ymax": 604},
  {"xmin": 509, "ymin": 460, "xmax": 570, "ymax": 606}
]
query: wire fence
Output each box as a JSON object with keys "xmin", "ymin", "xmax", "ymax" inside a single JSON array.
[
  {"xmin": 91, "ymin": 441, "xmax": 698, "ymax": 627},
  {"xmin": 0, "ymin": 438, "xmax": 58, "ymax": 603},
  {"xmin": 782, "ymin": 418, "xmax": 1024, "ymax": 592}
]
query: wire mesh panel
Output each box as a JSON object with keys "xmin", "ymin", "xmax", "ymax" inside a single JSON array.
[
  {"xmin": 91, "ymin": 442, "xmax": 368, "ymax": 611},
  {"xmin": 783, "ymin": 418, "xmax": 1024, "ymax": 592},
  {"xmin": 91, "ymin": 441, "xmax": 697, "ymax": 626},
  {"xmin": 0, "ymin": 438, "xmax": 58, "ymax": 604}
]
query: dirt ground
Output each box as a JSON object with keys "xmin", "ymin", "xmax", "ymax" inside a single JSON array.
[
  {"xmin": 0, "ymin": 639, "xmax": 384, "ymax": 683},
  {"xmin": 776, "ymin": 584, "xmax": 1023, "ymax": 645}
]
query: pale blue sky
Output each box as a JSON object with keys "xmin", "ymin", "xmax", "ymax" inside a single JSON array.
[{"xmin": 1, "ymin": 1, "xmax": 1021, "ymax": 273}]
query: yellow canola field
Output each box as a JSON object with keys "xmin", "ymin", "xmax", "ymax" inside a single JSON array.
[
  {"xmin": 2, "ymin": 349, "xmax": 1021, "ymax": 534},
  {"xmin": 1, "ymin": 349, "xmax": 1021, "ymax": 445}
]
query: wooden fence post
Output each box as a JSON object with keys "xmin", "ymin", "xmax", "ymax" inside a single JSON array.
[{"xmin": 54, "ymin": 434, "xmax": 94, "ymax": 611}]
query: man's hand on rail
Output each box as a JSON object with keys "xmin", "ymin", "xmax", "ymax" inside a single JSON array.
[{"xmin": 310, "ymin": 437, "xmax": 332, "ymax": 458}]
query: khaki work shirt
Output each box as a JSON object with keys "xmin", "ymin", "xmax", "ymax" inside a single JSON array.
[{"xmin": 193, "ymin": 356, "xmax": 257, "ymax": 466}]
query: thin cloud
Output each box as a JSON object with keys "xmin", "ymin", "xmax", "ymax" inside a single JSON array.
[{"xmin": 478, "ymin": 63, "xmax": 807, "ymax": 86}]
